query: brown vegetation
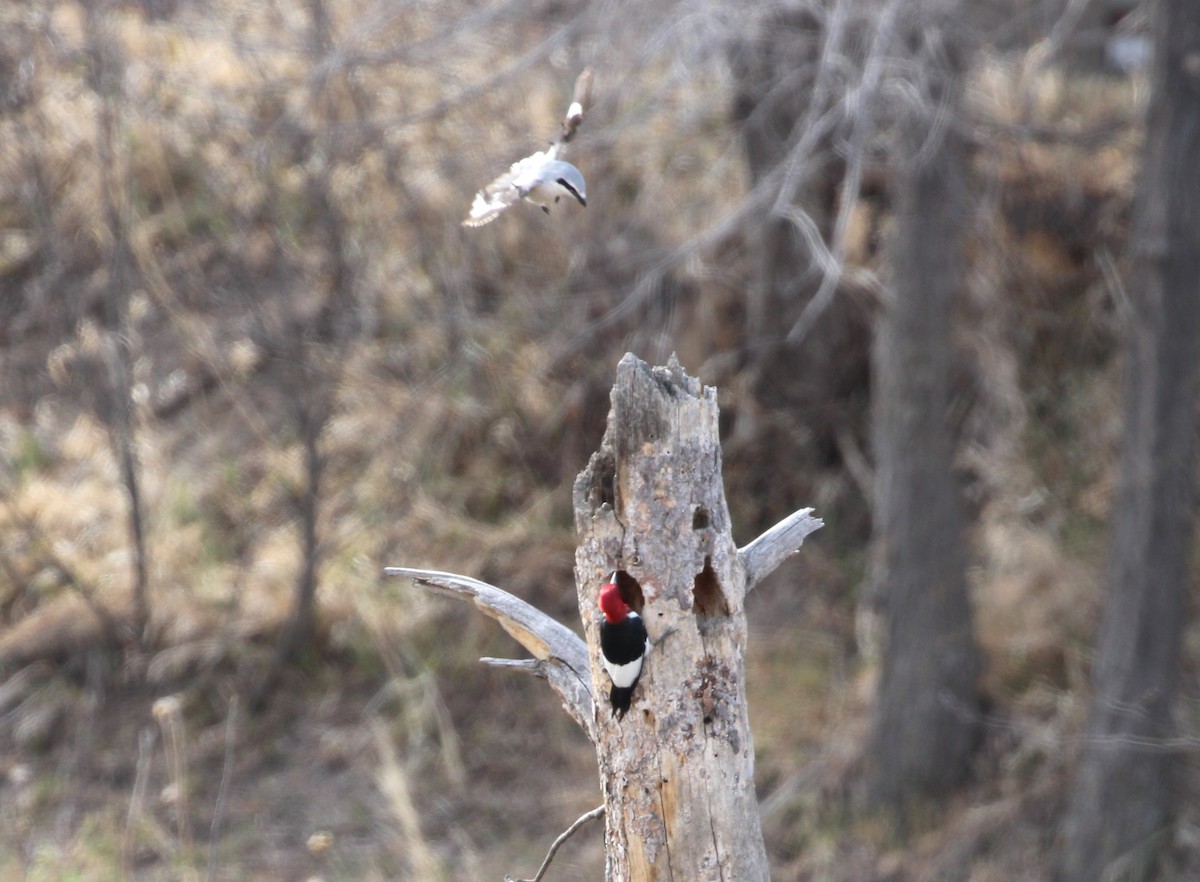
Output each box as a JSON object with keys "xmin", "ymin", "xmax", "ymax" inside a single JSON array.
[{"xmin": 1, "ymin": 0, "xmax": 1196, "ymax": 880}]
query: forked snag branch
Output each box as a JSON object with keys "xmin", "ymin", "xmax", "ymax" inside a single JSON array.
[{"xmin": 387, "ymin": 353, "xmax": 821, "ymax": 882}]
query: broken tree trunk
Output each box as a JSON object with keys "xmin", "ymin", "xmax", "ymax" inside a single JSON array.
[{"xmin": 387, "ymin": 353, "xmax": 821, "ymax": 882}]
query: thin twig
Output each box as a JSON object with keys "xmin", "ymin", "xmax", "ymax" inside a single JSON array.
[
  {"xmin": 541, "ymin": 95, "xmax": 851, "ymax": 377},
  {"xmin": 505, "ymin": 805, "xmax": 605, "ymax": 882},
  {"xmin": 1096, "ymin": 245, "xmax": 1134, "ymax": 323},
  {"xmin": 121, "ymin": 727, "xmax": 155, "ymax": 876},
  {"xmin": 153, "ymin": 695, "xmax": 192, "ymax": 857},
  {"xmin": 371, "ymin": 718, "xmax": 443, "ymax": 879},
  {"xmin": 206, "ymin": 694, "xmax": 240, "ymax": 882},
  {"xmin": 786, "ymin": 0, "xmax": 904, "ymax": 344},
  {"xmin": 3, "ymin": 501, "xmax": 135, "ymax": 649}
]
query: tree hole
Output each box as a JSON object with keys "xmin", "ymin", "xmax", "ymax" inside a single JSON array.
[
  {"xmin": 611, "ymin": 569, "xmax": 645, "ymax": 615},
  {"xmin": 692, "ymin": 557, "xmax": 729, "ymax": 622},
  {"xmin": 592, "ymin": 453, "xmax": 616, "ymax": 510},
  {"xmin": 692, "ymin": 505, "xmax": 710, "ymax": 530}
]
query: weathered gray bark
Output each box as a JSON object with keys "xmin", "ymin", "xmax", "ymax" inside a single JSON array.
[
  {"xmin": 388, "ymin": 354, "xmax": 821, "ymax": 882},
  {"xmin": 381, "ymin": 567, "xmax": 596, "ymax": 741},
  {"xmin": 1055, "ymin": 2, "xmax": 1200, "ymax": 879},
  {"xmin": 574, "ymin": 354, "xmax": 809, "ymax": 882},
  {"xmin": 865, "ymin": 12, "xmax": 982, "ymax": 809}
]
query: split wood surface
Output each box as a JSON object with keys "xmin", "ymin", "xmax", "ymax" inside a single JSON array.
[{"xmin": 387, "ymin": 352, "xmax": 821, "ymax": 882}]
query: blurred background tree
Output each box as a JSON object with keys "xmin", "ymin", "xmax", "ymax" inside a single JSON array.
[
  {"xmin": 1056, "ymin": 0, "xmax": 1200, "ymax": 878},
  {"xmin": 863, "ymin": 0, "xmax": 983, "ymax": 813}
]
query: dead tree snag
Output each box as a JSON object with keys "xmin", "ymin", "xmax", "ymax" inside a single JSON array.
[{"xmin": 387, "ymin": 353, "xmax": 821, "ymax": 882}]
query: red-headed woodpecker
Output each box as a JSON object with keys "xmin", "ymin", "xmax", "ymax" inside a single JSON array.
[{"xmin": 599, "ymin": 572, "xmax": 649, "ymax": 719}]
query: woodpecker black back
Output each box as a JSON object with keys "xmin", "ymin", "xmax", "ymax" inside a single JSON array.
[{"xmin": 600, "ymin": 612, "xmax": 648, "ymax": 718}]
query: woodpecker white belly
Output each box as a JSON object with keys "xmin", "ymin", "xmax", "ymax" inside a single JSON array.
[
  {"xmin": 599, "ymin": 573, "xmax": 649, "ymax": 719},
  {"xmin": 603, "ymin": 640, "xmax": 644, "ymax": 689}
]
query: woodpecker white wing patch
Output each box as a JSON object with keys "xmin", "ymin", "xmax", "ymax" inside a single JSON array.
[
  {"xmin": 462, "ymin": 149, "xmax": 556, "ymax": 227},
  {"xmin": 603, "ymin": 649, "xmax": 646, "ymax": 689},
  {"xmin": 599, "ymin": 607, "xmax": 649, "ymax": 719}
]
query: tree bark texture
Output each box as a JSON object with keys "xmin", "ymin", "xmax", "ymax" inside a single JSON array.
[
  {"xmin": 866, "ymin": 18, "xmax": 982, "ymax": 808},
  {"xmin": 1055, "ymin": 2, "xmax": 1200, "ymax": 879},
  {"xmin": 389, "ymin": 354, "xmax": 821, "ymax": 882},
  {"xmin": 573, "ymin": 353, "xmax": 776, "ymax": 882}
]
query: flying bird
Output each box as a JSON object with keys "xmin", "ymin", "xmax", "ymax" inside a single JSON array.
[
  {"xmin": 598, "ymin": 572, "xmax": 649, "ymax": 719},
  {"xmin": 462, "ymin": 147, "xmax": 588, "ymax": 227}
]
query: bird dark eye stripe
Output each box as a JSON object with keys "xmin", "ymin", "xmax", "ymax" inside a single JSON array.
[{"xmin": 557, "ymin": 178, "xmax": 583, "ymax": 201}]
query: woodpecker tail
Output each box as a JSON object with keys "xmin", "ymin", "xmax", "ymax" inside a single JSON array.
[{"xmin": 610, "ymin": 684, "xmax": 635, "ymax": 719}]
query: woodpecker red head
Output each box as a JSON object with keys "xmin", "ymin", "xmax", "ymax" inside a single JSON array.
[{"xmin": 599, "ymin": 571, "xmax": 649, "ymax": 719}]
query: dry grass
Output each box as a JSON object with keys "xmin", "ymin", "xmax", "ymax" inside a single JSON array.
[{"xmin": 0, "ymin": 0, "xmax": 1178, "ymax": 879}]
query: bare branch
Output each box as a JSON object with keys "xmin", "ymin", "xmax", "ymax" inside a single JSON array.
[
  {"xmin": 1, "ymin": 497, "xmax": 136, "ymax": 652},
  {"xmin": 540, "ymin": 97, "xmax": 853, "ymax": 376},
  {"xmin": 480, "ymin": 657, "xmax": 542, "ymax": 673},
  {"xmin": 385, "ymin": 567, "xmax": 595, "ymax": 740},
  {"xmin": 786, "ymin": 0, "xmax": 904, "ymax": 344},
  {"xmin": 478, "ymin": 655, "xmax": 596, "ymax": 732},
  {"xmin": 505, "ymin": 805, "xmax": 605, "ymax": 882},
  {"xmin": 738, "ymin": 507, "xmax": 824, "ymax": 593},
  {"xmin": 206, "ymin": 694, "xmax": 240, "ymax": 882}
]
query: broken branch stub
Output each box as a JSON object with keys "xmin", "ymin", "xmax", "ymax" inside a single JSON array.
[
  {"xmin": 382, "ymin": 567, "xmax": 595, "ymax": 740},
  {"xmin": 740, "ymin": 507, "xmax": 823, "ymax": 593}
]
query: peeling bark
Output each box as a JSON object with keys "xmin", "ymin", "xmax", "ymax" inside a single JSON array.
[
  {"xmin": 388, "ymin": 353, "xmax": 821, "ymax": 882},
  {"xmin": 573, "ymin": 353, "xmax": 816, "ymax": 882}
]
